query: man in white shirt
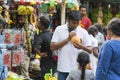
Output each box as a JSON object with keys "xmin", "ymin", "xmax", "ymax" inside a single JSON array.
[{"xmin": 50, "ymin": 10, "xmax": 92, "ymax": 80}]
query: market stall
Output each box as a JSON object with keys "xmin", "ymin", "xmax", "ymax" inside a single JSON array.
[{"xmin": 0, "ymin": 0, "xmax": 81, "ymax": 80}]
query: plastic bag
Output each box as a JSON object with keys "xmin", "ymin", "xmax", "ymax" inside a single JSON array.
[
  {"xmin": 31, "ymin": 59, "xmax": 40, "ymax": 71},
  {"xmin": 0, "ymin": 66, "xmax": 8, "ymax": 80}
]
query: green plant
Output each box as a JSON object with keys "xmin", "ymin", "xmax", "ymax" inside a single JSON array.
[
  {"xmin": 91, "ymin": 8, "xmax": 98, "ymax": 24},
  {"xmin": 115, "ymin": 13, "xmax": 120, "ymax": 18},
  {"xmin": 103, "ymin": 9, "xmax": 112, "ymax": 26}
]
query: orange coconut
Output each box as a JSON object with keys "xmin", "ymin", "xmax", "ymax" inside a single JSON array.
[{"xmin": 71, "ymin": 36, "xmax": 81, "ymax": 45}]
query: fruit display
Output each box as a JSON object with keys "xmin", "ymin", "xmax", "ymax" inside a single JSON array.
[
  {"xmin": 6, "ymin": 71, "xmax": 24, "ymax": 80},
  {"xmin": 17, "ymin": 5, "xmax": 34, "ymax": 57},
  {"xmin": 44, "ymin": 69, "xmax": 57, "ymax": 80},
  {"xmin": 0, "ymin": 6, "xmax": 2, "ymax": 11},
  {"xmin": 17, "ymin": 5, "xmax": 34, "ymax": 15},
  {"xmin": 26, "ymin": 6, "xmax": 34, "ymax": 14},
  {"xmin": 30, "ymin": 13, "xmax": 37, "ymax": 26}
]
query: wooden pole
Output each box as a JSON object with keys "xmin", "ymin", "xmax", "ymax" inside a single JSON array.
[{"xmin": 61, "ymin": 0, "xmax": 66, "ymax": 25}]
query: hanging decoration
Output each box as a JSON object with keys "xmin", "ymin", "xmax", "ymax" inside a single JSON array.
[
  {"xmin": 13, "ymin": 51, "xmax": 20, "ymax": 65},
  {"xmin": 30, "ymin": 13, "xmax": 37, "ymax": 26},
  {"xmin": 67, "ymin": 0, "xmax": 75, "ymax": 9},
  {"xmin": 49, "ymin": 0, "xmax": 56, "ymax": 13},
  {"xmin": 17, "ymin": 0, "xmax": 41, "ymax": 5},
  {"xmin": 0, "ymin": 6, "xmax": 3, "ymax": 20},
  {"xmin": 17, "ymin": 5, "xmax": 35, "ymax": 57},
  {"xmin": 40, "ymin": 3, "xmax": 49, "ymax": 13},
  {"xmin": 3, "ymin": 50, "xmax": 11, "ymax": 68},
  {"xmin": 66, "ymin": 0, "xmax": 79, "ymax": 10},
  {"xmin": 17, "ymin": 5, "xmax": 34, "ymax": 15}
]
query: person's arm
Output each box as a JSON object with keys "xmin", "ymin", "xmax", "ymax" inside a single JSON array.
[
  {"xmin": 95, "ymin": 42, "xmax": 112, "ymax": 80},
  {"xmin": 51, "ymin": 31, "xmax": 76, "ymax": 51},
  {"xmin": 50, "ymin": 38, "xmax": 69, "ymax": 51},
  {"xmin": 32, "ymin": 34, "xmax": 47, "ymax": 57},
  {"xmin": 73, "ymin": 42, "xmax": 92, "ymax": 53},
  {"xmin": 93, "ymin": 47, "xmax": 98, "ymax": 58},
  {"xmin": 80, "ymin": 29, "xmax": 92, "ymax": 53},
  {"xmin": 93, "ymin": 38, "xmax": 99, "ymax": 58},
  {"xmin": 34, "ymin": 48, "xmax": 47, "ymax": 57},
  {"xmin": 82, "ymin": 46, "xmax": 92, "ymax": 53}
]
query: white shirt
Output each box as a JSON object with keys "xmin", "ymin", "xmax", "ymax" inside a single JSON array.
[
  {"xmin": 89, "ymin": 35, "xmax": 98, "ymax": 48},
  {"xmin": 51, "ymin": 24, "xmax": 92, "ymax": 72},
  {"xmin": 89, "ymin": 34, "xmax": 98, "ymax": 76},
  {"xmin": 66, "ymin": 68, "xmax": 94, "ymax": 80},
  {"xmin": 95, "ymin": 32, "xmax": 105, "ymax": 51}
]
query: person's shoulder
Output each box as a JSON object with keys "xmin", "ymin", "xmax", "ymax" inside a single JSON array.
[
  {"xmin": 105, "ymin": 40, "xmax": 114, "ymax": 43},
  {"xmin": 86, "ymin": 69, "xmax": 94, "ymax": 73},
  {"xmin": 55, "ymin": 24, "xmax": 67, "ymax": 31},
  {"xmin": 70, "ymin": 68, "xmax": 81, "ymax": 75},
  {"xmin": 77, "ymin": 27, "xmax": 88, "ymax": 33},
  {"xmin": 102, "ymin": 40, "xmax": 115, "ymax": 47},
  {"xmin": 107, "ymin": 40, "xmax": 120, "ymax": 44},
  {"xmin": 57, "ymin": 24, "xmax": 67, "ymax": 28}
]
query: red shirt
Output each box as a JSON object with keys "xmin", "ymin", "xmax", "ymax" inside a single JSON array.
[{"xmin": 81, "ymin": 16, "xmax": 92, "ymax": 30}]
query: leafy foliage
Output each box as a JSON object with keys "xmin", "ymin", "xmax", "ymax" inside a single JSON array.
[{"xmin": 103, "ymin": 8, "xmax": 112, "ymax": 26}]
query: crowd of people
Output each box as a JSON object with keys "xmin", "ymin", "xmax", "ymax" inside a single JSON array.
[{"xmin": 0, "ymin": 3, "xmax": 120, "ymax": 80}]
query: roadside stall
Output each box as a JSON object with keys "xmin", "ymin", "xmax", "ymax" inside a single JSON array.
[{"xmin": 0, "ymin": 0, "xmax": 81, "ymax": 80}]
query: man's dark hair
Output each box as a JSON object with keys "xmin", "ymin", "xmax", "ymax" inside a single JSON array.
[
  {"xmin": 94, "ymin": 23, "xmax": 103, "ymax": 32},
  {"xmin": 39, "ymin": 16, "xmax": 50, "ymax": 29},
  {"xmin": 80, "ymin": 4, "xmax": 86, "ymax": 9},
  {"xmin": 88, "ymin": 25, "xmax": 98, "ymax": 37},
  {"xmin": 67, "ymin": 10, "xmax": 82, "ymax": 21}
]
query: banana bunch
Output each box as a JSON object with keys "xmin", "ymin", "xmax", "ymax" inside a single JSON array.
[
  {"xmin": 17, "ymin": 5, "xmax": 34, "ymax": 15},
  {"xmin": 26, "ymin": 6, "xmax": 34, "ymax": 14},
  {"xmin": 8, "ymin": 19, "xmax": 13, "ymax": 25},
  {"xmin": 0, "ymin": 6, "xmax": 2, "ymax": 13},
  {"xmin": 0, "ymin": 6, "xmax": 2, "ymax": 11},
  {"xmin": 17, "ymin": 5, "xmax": 27, "ymax": 15}
]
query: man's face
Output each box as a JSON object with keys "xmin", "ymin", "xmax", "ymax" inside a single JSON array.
[
  {"xmin": 18, "ymin": 17, "xmax": 25, "ymax": 24},
  {"xmin": 18, "ymin": 17, "xmax": 25, "ymax": 27},
  {"xmin": 80, "ymin": 7, "xmax": 87, "ymax": 16},
  {"xmin": 68, "ymin": 20, "xmax": 79, "ymax": 32}
]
